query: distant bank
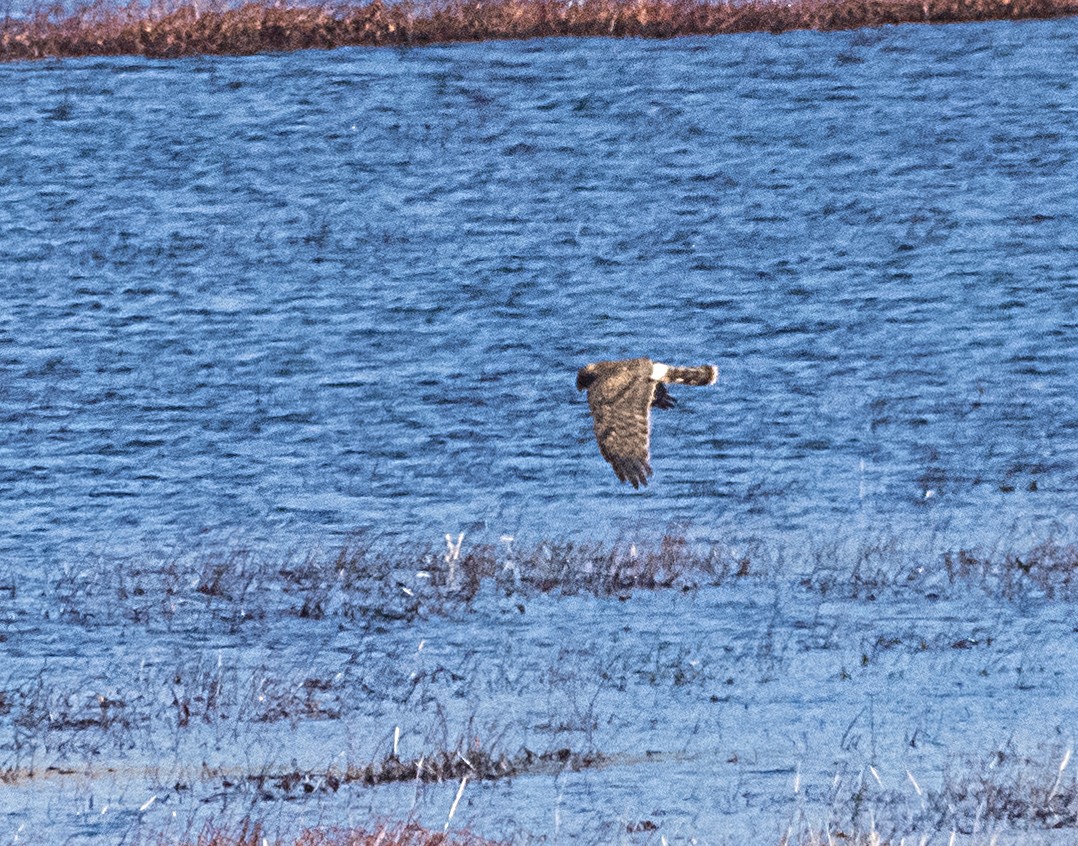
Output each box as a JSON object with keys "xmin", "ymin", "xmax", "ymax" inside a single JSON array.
[{"xmin": 2, "ymin": 0, "xmax": 1077, "ymax": 62}]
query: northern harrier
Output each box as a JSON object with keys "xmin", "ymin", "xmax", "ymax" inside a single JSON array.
[{"xmin": 576, "ymin": 357, "xmax": 718, "ymax": 488}]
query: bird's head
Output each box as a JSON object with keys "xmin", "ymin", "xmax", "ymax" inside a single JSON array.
[{"xmin": 575, "ymin": 364, "xmax": 597, "ymax": 392}]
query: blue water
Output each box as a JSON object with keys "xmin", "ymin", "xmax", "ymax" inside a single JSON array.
[
  {"xmin": 3, "ymin": 18, "xmax": 1078, "ymax": 846},
  {"xmin": 2, "ymin": 22, "xmax": 1078, "ymax": 565}
]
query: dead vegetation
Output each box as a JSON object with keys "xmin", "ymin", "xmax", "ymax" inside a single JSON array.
[
  {"xmin": 176, "ymin": 820, "xmax": 505, "ymax": 846},
  {"xmin": 140, "ymin": 747, "xmax": 1078, "ymax": 844},
  {"xmin": 3, "ymin": 0, "xmax": 1078, "ymax": 62},
  {"xmin": 240, "ymin": 744, "xmax": 604, "ymax": 798},
  {"xmin": 346, "ymin": 744, "xmax": 602, "ymax": 786},
  {"xmin": 5, "ymin": 533, "xmax": 1078, "ymax": 842},
  {"xmin": 942, "ymin": 538, "xmax": 1078, "ymax": 599},
  {"xmin": 859, "ymin": 749, "xmax": 1078, "ymax": 838},
  {"xmin": 794, "ymin": 534, "xmax": 1078, "ymax": 601},
  {"xmin": 81, "ymin": 533, "xmax": 748, "ymax": 626},
  {"xmin": 10, "ymin": 533, "xmax": 1078, "ymax": 635}
]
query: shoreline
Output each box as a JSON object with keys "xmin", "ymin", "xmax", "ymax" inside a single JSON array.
[{"xmin": 3, "ymin": 0, "xmax": 1078, "ymax": 62}]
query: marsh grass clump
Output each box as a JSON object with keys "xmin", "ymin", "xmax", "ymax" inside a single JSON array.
[
  {"xmin": 291, "ymin": 826, "xmax": 506, "ymax": 846},
  {"xmin": 779, "ymin": 748, "xmax": 1078, "ymax": 845},
  {"xmin": 153, "ymin": 747, "xmax": 1078, "ymax": 846},
  {"xmin": 435, "ymin": 533, "xmax": 743, "ymax": 597},
  {"xmin": 14, "ymin": 532, "xmax": 1078, "ymax": 634},
  {"xmin": 253, "ymin": 532, "xmax": 744, "ymax": 618},
  {"xmin": 943, "ymin": 539, "xmax": 1078, "ymax": 599},
  {"xmin": 914, "ymin": 752, "xmax": 1078, "ymax": 830},
  {"xmin": 214, "ymin": 741, "xmax": 604, "ymax": 799},
  {"xmin": 178, "ymin": 820, "xmax": 506, "ymax": 846},
  {"xmin": 343, "ymin": 743, "xmax": 602, "ymax": 786},
  {"xmin": 3, "ymin": 0, "xmax": 1078, "ymax": 62},
  {"xmin": 6, "ymin": 532, "xmax": 754, "ymax": 635},
  {"xmin": 793, "ymin": 534, "xmax": 1078, "ymax": 602}
]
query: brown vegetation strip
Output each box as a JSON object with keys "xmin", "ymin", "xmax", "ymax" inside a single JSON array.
[
  {"xmin": 3, "ymin": 0, "xmax": 1078, "ymax": 62},
  {"xmin": 186, "ymin": 820, "xmax": 505, "ymax": 846},
  {"xmin": 240, "ymin": 746, "xmax": 606, "ymax": 798}
]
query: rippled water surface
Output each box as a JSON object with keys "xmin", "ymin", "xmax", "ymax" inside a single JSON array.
[
  {"xmin": 3, "ymin": 17, "xmax": 1078, "ymax": 846},
  {"xmin": 3, "ymin": 21, "xmax": 1078, "ymax": 561}
]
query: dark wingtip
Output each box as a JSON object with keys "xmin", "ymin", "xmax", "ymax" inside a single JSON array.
[
  {"xmin": 608, "ymin": 456, "xmax": 652, "ymax": 489},
  {"xmin": 623, "ymin": 461, "xmax": 651, "ymax": 489}
]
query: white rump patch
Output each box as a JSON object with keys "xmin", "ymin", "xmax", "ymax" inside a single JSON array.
[{"xmin": 650, "ymin": 362, "xmax": 669, "ymax": 381}]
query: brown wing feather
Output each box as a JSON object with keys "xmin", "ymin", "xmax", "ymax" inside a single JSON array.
[{"xmin": 586, "ymin": 363, "xmax": 656, "ymax": 489}]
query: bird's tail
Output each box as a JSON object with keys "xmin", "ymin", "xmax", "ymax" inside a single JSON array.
[{"xmin": 664, "ymin": 364, "xmax": 718, "ymax": 386}]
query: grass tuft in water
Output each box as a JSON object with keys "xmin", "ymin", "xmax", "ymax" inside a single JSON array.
[{"xmin": 174, "ymin": 820, "xmax": 506, "ymax": 846}]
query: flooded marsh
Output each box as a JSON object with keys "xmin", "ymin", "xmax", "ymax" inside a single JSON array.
[
  {"xmin": 4, "ymin": 535, "xmax": 1078, "ymax": 842},
  {"xmin": 2, "ymin": 12, "xmax": 1078, "ymax": 846}
]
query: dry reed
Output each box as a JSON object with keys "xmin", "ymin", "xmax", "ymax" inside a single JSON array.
[{"xmin": 3, "ymin": 0, "xmax": 1078, "ymax": 62}]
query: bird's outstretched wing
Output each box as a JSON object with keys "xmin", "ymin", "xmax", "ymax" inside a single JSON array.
[{"xmin": 586, "ymin": 366, "xmax": 657, "ymax": 489}]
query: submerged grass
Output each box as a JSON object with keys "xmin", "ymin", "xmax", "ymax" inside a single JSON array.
[
  {"xmin": 6, "ymin": 533, "xmax": 1078, "ymax": 842},
  {"xmin": 3, "ymin": 0, "xmax": 1078, "ymax": 62},
  {"xmin": 151, "ymin": 744, "xmax": 1078, "ymax": 844},
  {"xmin": 31, "ymin": 532, "xmax": 749, "ymax": 628},
  {"xmin": 241, "ymin": 744, "xmax": 605, "ymax": 797},
  {"xmin": 174, "ymin": 821, "xmax": 506, "ymax": 846},
  {"xmin": 9, "ymin": 532, "xmax": 1078, "ymax": 632}
]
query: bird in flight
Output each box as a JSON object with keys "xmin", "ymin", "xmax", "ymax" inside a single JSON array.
[{"xmin": 576, "ymin": 357, "xmax": 718, "ymax": 488}]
